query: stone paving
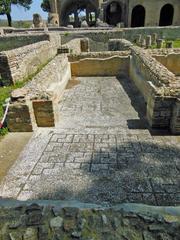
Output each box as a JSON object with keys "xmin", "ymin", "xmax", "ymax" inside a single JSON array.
[{"xmin": 0, "ymin": 76, "xmax": 179, "ymax": 206}]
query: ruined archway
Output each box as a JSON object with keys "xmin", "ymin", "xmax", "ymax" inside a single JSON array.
[
  {"xmin": 131, "ymin": 5, "xmax": 145, "ymax": 27},
  {"xmin": 105, "ymin": 1, "xmax": 122, "ymax": 26},
  {"xmin": 159, "ymin": 4, "xmax": 174, "ymax": 26},
  {"xmin": 61, "ymin": 0, "xmax": 98, "ymax": 27}
]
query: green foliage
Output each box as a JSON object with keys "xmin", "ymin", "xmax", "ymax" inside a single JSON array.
[
  {"xmin": 0, "ymin": 19, "xmax": 32, "ymax": 28},
  {"xmin": 64, "ymin": 32, "xmax": 69, "ymax": 37},
  {"xmin": 41, "ymin": 0, "xmax": 50, "ymax": 12},
  {"xmin": 0, "ymin": 81, "xmax": 25, "ymax": 118},
  {"xmin": 0, "ymin": 0, "xmax": 32, "ymax": 26},
  {"xmin": 0, "ymin": 127, "xmax": 8, "ymax": 136}
]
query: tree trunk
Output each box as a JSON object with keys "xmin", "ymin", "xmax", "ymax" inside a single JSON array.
[{"xmin": 6, "ymin": 13, "xmax": 12, "ymax": 27}]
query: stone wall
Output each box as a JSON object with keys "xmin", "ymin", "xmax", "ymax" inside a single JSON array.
[
  {"xmin": 61, "ymin": 30, "xmax": 124, "ymax": 51},
  {"xmin": 148, "ymin": 49, "xmax": 180, "ymax": 76},
  {"xmin": 0, "ymin": 202, "xmax": 179, "ymax": 240},
  {"xmin": 171, "ymin": 98, "xmax": 180, "ymax": 134},
  {"xmin": 61, "ymin": 27, "xmax": 180, "ymax": 51},
  {"xmin": 62, "ymin": 38, "xmax": 81, "ymax": 54},
  {"xmin": 6, "ymin": 102, "xmax": 33, "ymax": 132},
  {"xmin": 130, "ymin": 47, "xmax": 176, "ymax": 88},
  {"xmin": 6, "ymin": 54, "xmax": 71, "ymax": 131},
  {"xmin": 68, "ymin": 51, "xmax": 130, "ymax": 62},
  {"xmin": 129, "ymin": 46, "xmax": 179, "ymax": 132},
  {"xmin": 71, "ymin": 56, "xmax": 130, "ymax": 77},
  {"xmin": 0, "ymin": 33, "xmax": 50, "ymax": 51},
  {"xmin": 0, "ymin": 33, "xmax": 61, "ymax": 86}
]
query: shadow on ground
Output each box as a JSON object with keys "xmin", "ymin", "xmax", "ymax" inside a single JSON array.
[{"xmin": 31, "ymin": 139, "xmax": 180, "ymax": 206}]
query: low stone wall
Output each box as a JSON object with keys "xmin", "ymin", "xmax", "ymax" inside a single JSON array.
[
  {"xmin": 108, "ymin": 39, "xmax": 133, "ymax": 51},
  {"xmin": 0, "ymin": 33, "xmax": 61, "ymax": 85},
  {"xmin": 63, "ymin": 38, "xmax": 81, "ymax": 54},
  {"xmin": 6, "ymin": 54, "xmax": 71, "ymax": 131},
  {"xmin": 147, "ymin": 49, "xmax": 180, "ymax": 76},
  {"xmin": 0, "ymin": 202, "xmax": 179, "ymax": 240},
  {"xmin": 61, "ymin": 26, "xmax": 180, "ymax": 52},
  {"xmin": 130, "ymin": 46, "xmax": 179, "ymax": 133},
  {"xmin": 71, "ymin": 56, "xmax": 130, "ymax": 77},
  {"xmin": 61, "ymin": 30, "xmax": 124, "ymax": 52},
  {"xmin": 124, "ymin": 26, "xmax": 180, "ymax": 42},
  {"xmin": 0, "ymin": 33, "xmax": 50, "ymax": 51},
  {"xmin": 68, "ymin": 51, "xmax": 130, "ymax": 62}
]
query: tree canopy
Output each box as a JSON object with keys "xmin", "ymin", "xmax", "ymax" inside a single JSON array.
[
  {"xmin": 41, "ymin": 0, "xmax": 50, "ymax": 13},
  {"xmin": 0, "ymin": 0, "xmax": 32, "ymax": 26}
]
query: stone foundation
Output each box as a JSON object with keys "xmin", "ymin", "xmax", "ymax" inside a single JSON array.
[
  {"xmin": 6, "ymin": 103, "xmax": 32, "ymax": 132},
  {"xmin": 33, "ymin": 100, "xmax": 55, "ymax": 127},
  {"xmin": 0, "ymin": 202, "xmax": 179, "ymax": 240}
]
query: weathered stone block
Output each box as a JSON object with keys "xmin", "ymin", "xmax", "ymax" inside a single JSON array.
[
  {"xmin": 170, "ymin": 98, "xmax": 180, "ymax": 134},
  {"xmin": 33, "ymin": 100, "xmax": 55, "ymax": 127},
  {"xmin": 6, "ymin": 103, "xmax": 33, "ymax": 132},
  {"xmin": 80, "ymin": 38, "xmax": 89, "ymax": 52}
]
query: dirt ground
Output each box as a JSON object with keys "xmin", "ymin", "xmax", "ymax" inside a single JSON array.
[{"xmin": 0, "ymin": 133, "xmax": 32, "ymax": 183}]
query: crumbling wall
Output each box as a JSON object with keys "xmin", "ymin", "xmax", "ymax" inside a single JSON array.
[
  {"xmin": 148, "ymin": 49, "xmax": 180, "ymax": 76},
  {"xmin": 0, "ymin": 33, "xmax": 50, "ymax": 51},
  {"xmin": 6, "ymin": 54, "xmax": 71, "ymax": 131},
  {"xmin": 68, "ymin": 51, "xmax": 130, "ymax": 62},
  {"xmin": 130, "ymin": 46, "xmax": 179, "ymax": 133},
  {"xmin": 71, "ymin": 56, "xmax": 130, "ymax": 77},
  {"xmin": 0, "ymin": 33, "xmax": 61, "ymax": 85}
]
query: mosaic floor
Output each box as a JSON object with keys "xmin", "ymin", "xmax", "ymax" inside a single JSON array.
[{"xmin": 0, "ymin": 76, "xmax": 179, "ymax": 206}]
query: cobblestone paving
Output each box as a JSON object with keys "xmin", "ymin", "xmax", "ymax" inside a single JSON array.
[{"xmin": 0, "ymin": 77, "xmax": 180, "ymax": 206}]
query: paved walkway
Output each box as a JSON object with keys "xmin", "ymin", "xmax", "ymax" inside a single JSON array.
[{"xmin": 0, "ymin": 76, "xmax": 179, "ymax": 206}]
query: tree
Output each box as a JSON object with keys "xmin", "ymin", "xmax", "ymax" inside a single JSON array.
[
  {"xmin": 41, "ymin": 0, "xmax": 50, "ymax": 13},
  {"xmin": 0, "ymin": 0, "xmax": 32, "ymax": 27}
]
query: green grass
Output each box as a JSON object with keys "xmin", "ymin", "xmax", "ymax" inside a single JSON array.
[
  {"xmin": 0, "ymin": 81, "xmax": 25, "ymax": 118},
  {"xmin": 0, "ymin": 19, "xmax": 32, "ymax": 28},
  {"xmin": 150, "ymin": 39, "xmax": 180, "ymax": 49},
  {"xmin": 172, "ymin": 39, "xmax": 180, "ymax": 48},
  {"xmin": 0, "ymin": 81, "xmax": 25, "ymax": 136}
]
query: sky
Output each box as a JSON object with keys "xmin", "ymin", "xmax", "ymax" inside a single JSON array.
[{"xmin": 0, "ymin": 0, "xmax": 48, "ymax": 21}]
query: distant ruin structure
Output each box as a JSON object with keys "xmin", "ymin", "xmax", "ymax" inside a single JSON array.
[
  {"xmin": 33, "ymin": 14, "xmax": 45, "ymax": 28},
  {"xmin": 49, "ymin": 0, "xmax": 180, "ymax": 27}
]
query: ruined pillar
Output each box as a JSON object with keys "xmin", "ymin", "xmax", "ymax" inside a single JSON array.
[
  {"xmin": 135, "ymin": 34, "xmax": 142, "ymax": 45},
  {"xmin": 146, "ymin": 35, "xmax": 152, "ymax": 48},
  {"xmin": 80, "ymin": 38, "xmax": 90, "ymax": 52},
  {"xmin": 157, "ymin": 39, "xmax": 163, "ymax": 48},
  {"xmin": 166, "ymin": 41, "xmax": 173, "ymax": 48},
  {"xmin": 152, "ymin": 33, "xmax": 157, "ymax": 45},
  {"xmin": 48, "ymin": 0, "xmax": 59, "ymax": 26}
]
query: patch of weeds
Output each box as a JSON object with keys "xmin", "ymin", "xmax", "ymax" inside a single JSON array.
[
  {"xmin": 64, "ymin": 32, "xmax": 70, "ymax": 37},
  {"xmin": 0, "ymin": 127, "xmax": 8, "ymax": 136}
]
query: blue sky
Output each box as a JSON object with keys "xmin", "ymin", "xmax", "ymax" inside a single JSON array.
[{"xmin": 0, "ymin": 1, "xmax": 48, "ymax": 21}]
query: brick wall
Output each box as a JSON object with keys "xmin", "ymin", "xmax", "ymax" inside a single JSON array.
[{"xmin": 0, "ymin": 33, "xmax": 61, "ymax": 86}]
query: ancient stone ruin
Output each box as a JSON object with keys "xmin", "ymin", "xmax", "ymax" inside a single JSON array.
[{"xmin": 0, "ymin": 3, "xmax": 180, "ymax": 239}]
